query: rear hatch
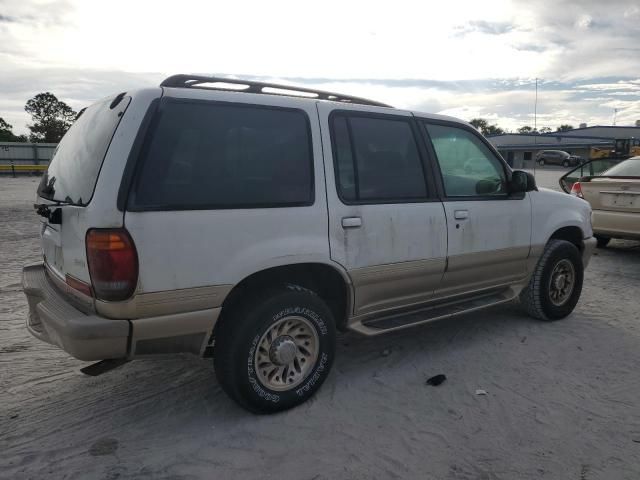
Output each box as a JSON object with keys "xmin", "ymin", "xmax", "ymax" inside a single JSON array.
[
  {"xmin": 37, "ymin": 95, "xmax": 131, "ymax": 289},
  {"xmin": 581, "ymin": 178, "xmax": 640, "ymax": 214}
]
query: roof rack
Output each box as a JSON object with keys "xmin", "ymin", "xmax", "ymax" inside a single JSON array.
[{"xmin": 160, "ymin": 74, "xmax": 393, "ymax": 108}]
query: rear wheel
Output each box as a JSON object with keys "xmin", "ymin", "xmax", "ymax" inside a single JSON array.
[
  {"xmin": 595, "ymin": 235, "xmax": 611, "ymax": 248},
  {"xmin": 520, "ymin": 239, "xmax": 584, "ymax": 321},
  {"xmin": 214, "ymin": 285, "xmax": 336, "ymax": 413},
  {"xmin": 538, "ymin": 159, "xmax": 545, "ymax": 166}
]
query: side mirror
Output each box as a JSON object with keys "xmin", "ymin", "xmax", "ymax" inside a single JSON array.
[{"xmin": 510, "ymin": 170, "xmax": 537, "ymax": 193}]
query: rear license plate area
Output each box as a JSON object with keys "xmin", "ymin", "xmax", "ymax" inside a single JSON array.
[{"xmin": 601, "ymin": 193, "xmax": 638, "ymax": 208}]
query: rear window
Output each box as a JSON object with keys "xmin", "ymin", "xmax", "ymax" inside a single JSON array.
[
  {"xmin": 38, "ymin": 95, "xmax": 131, "ymax": 205},
  {"xmin": 130, "ymin": 100, "xmax": 314, "ymax": 210},
  {"xmin": 601, "ymin": 158, "xmax": 640, "ymax": 176}
]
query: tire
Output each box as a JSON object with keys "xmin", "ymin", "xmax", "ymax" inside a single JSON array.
[
  {"xmin": 538, "ymin": 159, "xmax": 545, "ymax": 166},
  {"xmin": 562, "ymin": 160, "xmax": 569, "ymax": 167},
  {"xmin": 520, "ymin": 239, "xmax": 584, "ymax": 321},
  {"xmin": 595, "ymin": 235, "xmax": 610, "ymax": 248},
  {"xmin": 213, "ymin": 285, "xmax": 336, "ymax": 413}
]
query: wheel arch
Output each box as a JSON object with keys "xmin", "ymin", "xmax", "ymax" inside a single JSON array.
[
  {"xmin": 217, "ymin": 262, "xmax": 353, "ymax": 333},
  {"xmin": 548, "ymin": 225, "xmax": 585, "ymax": 252}
]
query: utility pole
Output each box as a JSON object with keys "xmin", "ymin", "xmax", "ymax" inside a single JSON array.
[
  {"xmin": 534, "ymin": 78, "xmax": 538, "ymax": 133},
  {"xmin": 613, "ymin": 108, "xmax": 618, "ymax": 126},
  {"xmin": 533, "ymin": 78, "xmax": 538, "ymax": 173}
]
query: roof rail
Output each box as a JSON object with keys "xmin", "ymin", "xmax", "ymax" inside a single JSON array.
[{"xmin": 160, "ymin": 74, "xmax": 393, "ymax": 108}]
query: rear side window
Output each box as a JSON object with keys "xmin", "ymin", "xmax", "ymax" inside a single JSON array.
[
  {"xmin": 331, "ymin": 113, "xmax": 428, "ymax": 203},
  {"xmin": 131, "ymin": 100, "xmax": 313, "ymax": 209},
  {"xmin": 38, "ymin": 96, "xmax": 131, "ymax": 205}
]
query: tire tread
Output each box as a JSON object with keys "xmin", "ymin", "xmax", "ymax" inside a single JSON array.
[
  {"xmin": 520, "ymin": 239, "xmax": 582, "ymax": 321},
  {"xmin": 213, "ymin": 285, "xmax": 335, "ymax": 413}
]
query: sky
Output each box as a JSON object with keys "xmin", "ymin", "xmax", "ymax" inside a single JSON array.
[{"xmin": 1, "ymin": 0, "xmax": 639, "ymax": 136}]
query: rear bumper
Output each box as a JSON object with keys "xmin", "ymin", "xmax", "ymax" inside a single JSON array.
[
  {"xmin": 592, "ymin": 209, "xmax": 640, "ymax": 240},
  {"xmin": 582, "ymin": 237, "xmax": 597, "ymax": 269},
  {"xmin": 23, "ymin": 262, "xmax": 221, "ymax": 361},
  {"xmin": 22, "ymin": 263, "xmax": 129, "ymax": 361}
]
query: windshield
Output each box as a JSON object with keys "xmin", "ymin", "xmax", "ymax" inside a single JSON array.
[
  {"xmin": 37, "ymin": 95, "xmax": 131, "ymax": 205},
  {"xmin": 601, "ymin": 157, "xmax": 640, "ymax": 177}
]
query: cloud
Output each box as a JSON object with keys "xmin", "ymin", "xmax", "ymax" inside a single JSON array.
[
  {"xmin": 0, "ymin": 60, "xmax": 164, "ymax": 134},
  {"xmin": 513, "ymin": 43, "xmax": 548, "ymax": 53},
  {"xmin": 0, "ymin": 0, "xmax": 74, "ymax": 26},
  {"xmin": 512, "ymin": 0, "xmax": 640, "ymax": 80},
  {"xmin": 456, "ymin": 20, "xmax": 515, "ymax": 36},
  {"xmin": 575, "ymin": 14, "xmax": 593, "ymax": 29},
  {"xmin": 1, "ymin": 0, "xmax": 640, "ymax": 136}
]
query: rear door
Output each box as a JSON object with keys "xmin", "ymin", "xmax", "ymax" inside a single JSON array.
[
  {"xmin": 318, "ymin": 104, "xmax": 447, "ymax": 317},
  {"xmin": 37, "ymin": 95, "xmax": 132, "ymax": 283},
  {"xmin": 421, "ymin": 120, "xmax": 532, "ymax": 298}
]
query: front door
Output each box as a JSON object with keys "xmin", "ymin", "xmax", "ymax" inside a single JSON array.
[
  {"xmin": 421, "ymin": 120, "xmax": 532, "ymax": 298},
  {"xmin": 318, "ymin": 104, "xmax": 448, "ymax": 317}
]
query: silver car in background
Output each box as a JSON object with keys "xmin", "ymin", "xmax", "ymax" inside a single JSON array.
[{"xmin": 536, "ymin": 150, "xmax": 578, "ymax": 167}]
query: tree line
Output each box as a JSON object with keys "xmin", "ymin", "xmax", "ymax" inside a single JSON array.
[
  {"xmin": 0, "ymin": 92, "xmax": 76, "ymax": 143},
  {"xmin": 470, "ymin": 118, "xmax": 575, "ymax": 136}
]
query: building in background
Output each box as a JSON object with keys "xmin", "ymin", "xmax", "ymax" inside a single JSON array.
[
  {"xmin": 0, "ymin": 142, "xmax": 56, "ymax": 174},
  {"xmin": 488, "ymin": 125, "xmax": 640, "ymax": 168}
]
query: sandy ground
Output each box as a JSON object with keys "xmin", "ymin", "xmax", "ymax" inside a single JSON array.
[{"xmin": 1, "ymin": 174, "xmax": 640, "ymax": 480}]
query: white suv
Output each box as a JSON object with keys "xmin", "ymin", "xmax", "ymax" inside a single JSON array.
[{"xmin": 23, "ymin": 75, "xmax": 597, "ymax": 413}]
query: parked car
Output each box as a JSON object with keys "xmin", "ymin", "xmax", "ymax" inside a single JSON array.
[
  {"xmin": 536, "ymin": 150, "xmax": 578, "ymax": 167},
  {"xmin": 23, "ymin": 75, "xmax": 596, "ymax": 413},
  {"xmin": 568, "ymin": 154, "xmax": 585, "ymax": 165},
  {"xmin": 561, "ymin": 156, "xmax": 640, "ymax": 247}
]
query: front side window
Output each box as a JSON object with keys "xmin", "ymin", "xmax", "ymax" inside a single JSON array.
[
  {"xmin": 331, "ymin": 113, "xmax": 428, "ymax": 202},
  {"xmin": 424, "ymin": 123, "xmax": 507, "ymax": 197},
  {"xmin": 131, "ymin": 100, "xmax": 313, "ymax": 209}
]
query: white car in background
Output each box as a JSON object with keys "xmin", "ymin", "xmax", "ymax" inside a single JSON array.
[{"xmin": 24, "ymin": 75, "xmax": 596, "ymax": 413}]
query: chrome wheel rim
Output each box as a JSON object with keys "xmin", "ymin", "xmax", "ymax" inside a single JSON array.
[
  {"xmin": 549, "ymin": 259, "xmax": 575, "ymax": 306},
  {"xmin": 254, "ymin": 316, "xmax": 319, "ymax": 391}
]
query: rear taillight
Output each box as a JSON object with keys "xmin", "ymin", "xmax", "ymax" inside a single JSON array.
[
  {"xmin": 65, "ymin": 274, "xmax": 93, "ymax": 297},
  {"xmin": 86, "ymin": 229, "xmax": 138, "ymax": 301},
  {"xmin": 570, "ymin": 182, "xmax": 584, "ymax": 198}
]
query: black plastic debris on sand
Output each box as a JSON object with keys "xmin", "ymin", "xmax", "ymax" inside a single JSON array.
[{"xmin": 426, "ymin": 374, "xmax": 447, "ymax": 386}]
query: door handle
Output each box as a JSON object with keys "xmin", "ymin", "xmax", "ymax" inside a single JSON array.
[
  {"xmin": 454, "ymin": 210, "xmax": 469, "ymax": 220},
  {"xmin": 342, "ymin": 216, "xmax": 362, "ymax": 228}
]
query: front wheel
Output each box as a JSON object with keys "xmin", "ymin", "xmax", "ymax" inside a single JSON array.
[
  {"xmin": 538, "ymin": 159, "xmax": 545, "ymax": 166},
  {"xmin": 214, "ymin": 286, "xmax": 336, "ymax": 413},
  {"xmin": 520, "ymin": 239, "xmax": 584, "ymax": 321},
  {"xmin": 562, "ymin": 160, "xmax": 569, "ymax": 167}
]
